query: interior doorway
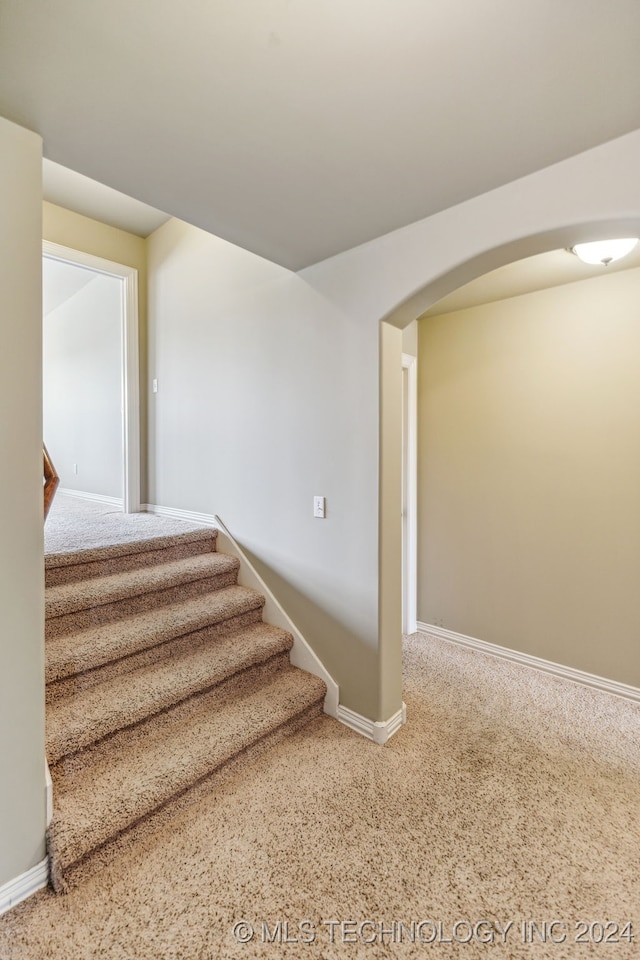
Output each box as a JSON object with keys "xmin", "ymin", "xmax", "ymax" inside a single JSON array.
[{"xmin": 42, "ymin": 241, "xmax": 140, "ymax": 513}]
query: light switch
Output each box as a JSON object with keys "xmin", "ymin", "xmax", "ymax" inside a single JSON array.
[
  {"xmin": 313, "ymin": 496, "xmax": 326, "ymax": 518},
  {"xmin": 152, "ymin": 378, "xmax": 158, "ymax": 393}
]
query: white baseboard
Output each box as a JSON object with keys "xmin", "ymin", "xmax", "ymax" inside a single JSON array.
[
  {"xmin": 0, "ymin": 858, "xmax": 49, "ymax": 916},
  {"xmin": 417, "ymin": 622, "xmax": 640, "ymax": 704},
  {"xmin": 337, "ymin": 702, "xmax": 407, "ymax": 744},
  {"xmin": 45, "ymin": 759, "xmax": 53, "ymax": 827},
  {"xmin": 58, "ymin": 488, "xmax": 123, "ymax": 508},
  {"xmin": 142, "ymin": 503, "xmax": 218, "ymax": 526}
]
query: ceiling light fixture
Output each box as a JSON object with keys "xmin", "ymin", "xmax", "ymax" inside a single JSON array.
[{"xmin": 570, "ymin": 237, "xmax": 638, "ymax": 267}]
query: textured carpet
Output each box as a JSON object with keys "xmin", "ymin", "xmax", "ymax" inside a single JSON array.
[
  {"xmin": 45, "ymin": 493, "xmax": 208, "ymax": 556},
  {"xmin": 40, "ymin": 505, "xmax": 326, "ymax": 894},
  {"xmin": 2, "ymin": 632, "xmax": 639, "ymax": 959}
]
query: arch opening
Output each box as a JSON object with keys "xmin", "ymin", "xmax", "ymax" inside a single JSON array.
[
  {"xmin": 386, "ymin": 218, "xmax": 640, "ymax": 704},
  {"xmin": 384, "ymin": 217, "xmax": 640, "ymax": 332}
]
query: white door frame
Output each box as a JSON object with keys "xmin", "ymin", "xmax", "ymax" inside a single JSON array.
[
  {"xmin": 42, "ymin": 241, "xmax": 141, "ymax": 513},
  {"xmin": 401, "ymin": 352, "xmax": 417, "ymax": 633}
]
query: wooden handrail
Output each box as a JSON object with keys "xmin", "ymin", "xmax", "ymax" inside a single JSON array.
[{"xmin": 43, "ymin": 445, "xmax": 60, "ymax": 520}]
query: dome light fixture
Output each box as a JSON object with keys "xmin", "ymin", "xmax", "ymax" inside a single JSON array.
[{"xmin": 570, "ymin": 238, "xmax": 639, "ymax": 267}]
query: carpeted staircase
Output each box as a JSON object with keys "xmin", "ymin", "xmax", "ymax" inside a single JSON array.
[{"xmin": 45, "ymin": 526, "xmax": 326, "ymax": 892}]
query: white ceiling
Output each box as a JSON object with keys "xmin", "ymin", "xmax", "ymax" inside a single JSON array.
[
  {"xmin": 1, "ymin": 0, "xmax": 640, "ymax": 269},
  {"xmin": 420, "ymin": 244, "xmax": 640, "ymax": 318},
  {"xmin": 43, "ymin": 160, "xmax": 170, "ymax": 238}
]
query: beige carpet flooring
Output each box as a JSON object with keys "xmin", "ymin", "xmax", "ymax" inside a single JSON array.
[
  {"xmin": 42, "ymin": 503, "xmax": 325, "ymax": 893},
  {"xmin": 2, "ymin": 632, "xmax": 639, "ymax": 959},
  {"xmin": 45, "ymin": 494, "xmax": 207, "ymax": 556}
]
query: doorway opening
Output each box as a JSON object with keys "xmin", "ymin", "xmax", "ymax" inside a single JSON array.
[{"xmin": 42, "ymin": 241, "xmax": 140, "ymax": 513}]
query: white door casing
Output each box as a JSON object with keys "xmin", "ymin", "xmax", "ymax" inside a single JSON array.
[{"xmin": 42, "ymin": 241, "xmax": 140, "ymax": 513}]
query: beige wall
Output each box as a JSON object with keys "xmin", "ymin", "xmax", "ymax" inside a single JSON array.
[
  {"xmin": 378, "ymin": 322, "xmax": 403, "ymax": 717},
  {"xmin": 0, "ymin": 112, "xmax": 639, "ymax": 895},
  {"xmin": 145, "ymin": 129, "xmax": 640, "ymax": 723},
  {"xmin": 147, "ymin": 218, "xmax": 384, "ymax": 718},
  {"xmin": 0, "ymin": 117, "xmax": 45, "ymax": 887},
  {"xmin": 418, "ymin": 266, "xmax": 640, "ymax": 686},
  {"xmin": 42, "ymin": 202, "xmax": 148, "ymax": 500}
]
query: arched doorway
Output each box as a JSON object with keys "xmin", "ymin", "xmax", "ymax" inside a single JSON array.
[{"xmin": 382, "ymin": 219, "xmax": 638, "ymax": 712}]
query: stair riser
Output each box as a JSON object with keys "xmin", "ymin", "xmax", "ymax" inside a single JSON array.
[
  {"xmin": 46, "ymin": 570, "xmax": 240, "ymax": 639},
  {"xmin": 46, "ymin": 605, "xmax": 265, "ymax": 700},
  {"xmin": 45, "ymin": 536, "xmax": 217, "ymax": 588},
  {"xmin": 51, "ymin": 651, "xmax": 298, "ymax": 781},
  {"xmin": 48, "ymin": 649, "xmax": 292, "ymax": 765},
  {"xmin": 49, "ymin": 698, "xmax": 324, "ymax": 893}
]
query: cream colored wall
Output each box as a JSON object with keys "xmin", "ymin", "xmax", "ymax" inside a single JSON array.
[
  {"xmin": 0, "ymin": 117, "xmax": 45, "ymax": 887},
  {"xmin": 418, "ymin": 266, "xmax": 640, "ymax": 686},
  {"xmin": 42, "ymin": 202, "xmax": 148, "ymax": 500}
]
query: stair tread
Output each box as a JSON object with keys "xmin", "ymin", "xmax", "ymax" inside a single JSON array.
[
  {"xmin": 49, "ymin": 666, "xmax": 326, "ymax": 870},
  {"xmin": 45, "ymin": 551, "xmax": 240, "ymax": 620},
  {"xmin": 45, "ymin": 526, "xmax": 217, "ymax": 571},
  {"xmin": 46, "ymin": 622, "xmax": 293, "ymax": 763},
  {"xmin": 46, "ymin": 584, "xmax": 265, "ymax": 683}
]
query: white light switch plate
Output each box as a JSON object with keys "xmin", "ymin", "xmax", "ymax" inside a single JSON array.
[{"xmin": 313, "ymin": 496, "xmax": 326, "ymax": 518}]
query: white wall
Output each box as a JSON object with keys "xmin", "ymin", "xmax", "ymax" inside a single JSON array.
[
  {"xmin": 43, "ymin": 268, "xmax": 123, "ymax": 499},
  {"xmin": 0, "ymin": 117, "xmax": 45, "ymax": 888}
]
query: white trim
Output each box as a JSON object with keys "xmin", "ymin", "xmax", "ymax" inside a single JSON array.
[
  {"xmin": 417, "ymin": 622, "xmax": 640, "ymax": 704},
  {"xmin": 143, "ymin": 504, "xmax": 412, "ymax": 738},
  {"xmin": 58, "ymin": 488, "xmax": 123, "ymax": 508},
  {"xmin": 337, "ymin": 702, "xmax": 407, "ymax": 744},
  {"xmin": 145, "ymin": 506, "xmax": 340, "ymax": 715},
  {"xmin": 142, "ymin": 503, "xmax": 218, "ymax": 527},
  {"xmin": 212, "ymin": 515, "xmax": 340, "ymax": 718},
  {"xmin": 121, "ymin": 266, "xmax": 140, "ymax": 513},
  {"xmin": 42, "ymin": 240, "xmax": 141, "ymax": 513},
  {"xmin": 0, "ymin": 859, "xmax": 49, "ymax": 916},
  {"xmin": 401, "ymin": 353, "xmax": 417, "ymax": 634},
  {"xmin": 45, "ymin": 759, "xmax": 53, "ymax": 828}
]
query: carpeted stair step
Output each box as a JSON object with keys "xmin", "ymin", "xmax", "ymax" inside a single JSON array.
[
  {"xmin": 46, "ymin": 584, "xmax": 265, "ymax": 693},
  {"xmin": 48, "ymin": 665, "xmax": 326, "ymax": 891},
  {"xmin": 45, "ymin": 527, "xmax": 218, "ymax": 587},
  {"xmin": 46, "ymin": 622, "xmax": 294, "ymax": 763},
  {"xmin": 46, "ymin": 552, "xmax": 241, "ymax": 638}
]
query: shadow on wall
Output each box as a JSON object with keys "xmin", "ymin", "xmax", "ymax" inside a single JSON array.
[{"xmin": 239, "ymin": 542, "xmax": 379, "ymax": 718}]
